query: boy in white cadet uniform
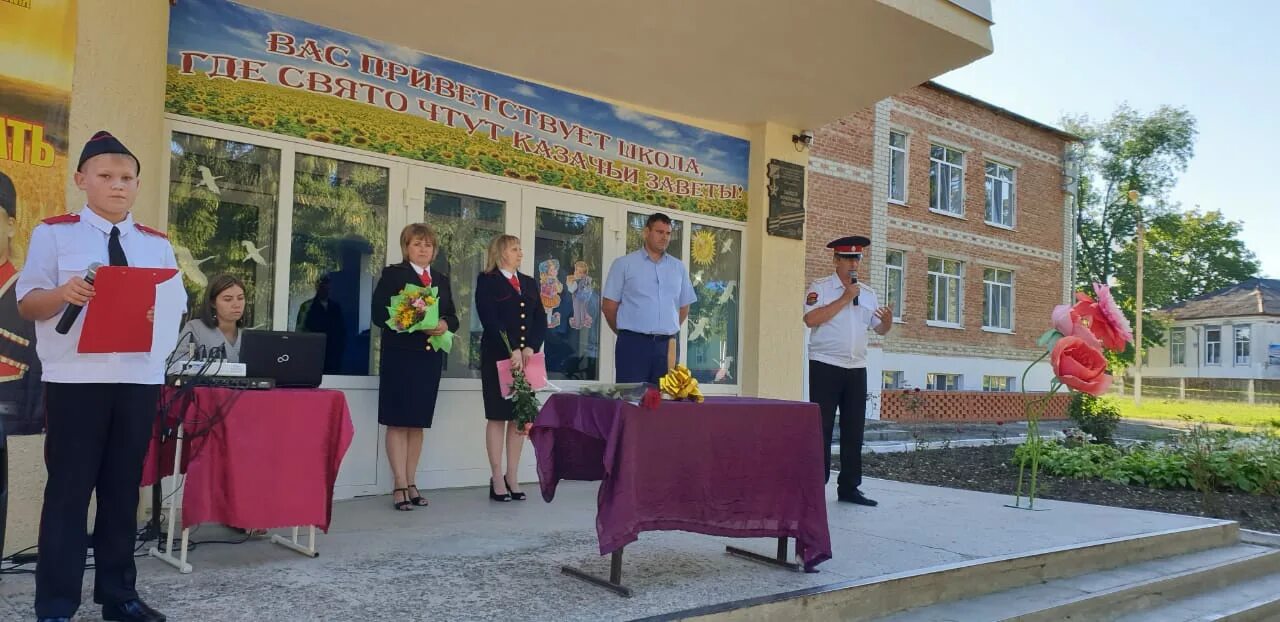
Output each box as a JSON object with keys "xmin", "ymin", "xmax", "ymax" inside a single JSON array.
[
  {"xmin": 804, "ymin": 235, "xmax": 893, "ymax": 506},
  {"xmin": 18, "ymin": 131, "xmax": 180, "ymax": 622}
]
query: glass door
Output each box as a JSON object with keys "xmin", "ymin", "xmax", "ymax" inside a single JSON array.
[
  {"xmin": 520, "ymin": 187, "xmax": 622, "ymax": 384},
  {"xmin": 408, "ymin": 167, "xmax": 522, "ymax": 387}
]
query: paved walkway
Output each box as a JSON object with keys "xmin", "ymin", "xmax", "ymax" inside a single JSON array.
[{"xmin": 0, "ymin": 479, "xmax": 1223, "ymax": 621}]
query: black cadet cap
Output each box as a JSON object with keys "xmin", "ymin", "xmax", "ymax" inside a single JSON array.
[
  {"xmin": 77, "ymin": 130, "xmax": 140, "ymax": 174},
  {"xmin": 0, "ymin": 171, "xmax": 14, "ymax": 218},
  {"xmin": 827, "ymin": 235, "xmax": 870, "ymax": 257}
]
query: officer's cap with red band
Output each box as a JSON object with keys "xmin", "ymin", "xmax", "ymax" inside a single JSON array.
[{"xmin": 827, "ymin": 235, "xmax": 870, "ymax": 258}]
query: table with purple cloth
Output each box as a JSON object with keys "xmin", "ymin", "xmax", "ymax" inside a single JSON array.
[{"xmin": 530, "ymin": 393, "xmax": 833, "ymax": 585}]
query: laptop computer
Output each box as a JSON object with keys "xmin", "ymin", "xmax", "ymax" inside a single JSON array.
[{"xmin": 240, "ymin": 330, "xmax": 327, "ymax": 388}]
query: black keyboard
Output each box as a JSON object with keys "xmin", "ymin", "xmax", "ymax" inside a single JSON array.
[{"xmin": 166, "ymin": 375, "xmax": 276, "ymax": 390}]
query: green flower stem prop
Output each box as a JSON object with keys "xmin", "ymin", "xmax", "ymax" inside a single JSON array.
[
  {"xmin": 500, "ymin": 333, "xmax": 540, "ymax": 433},
  {"xmin": 1013, "ymin": 346, "xmax": 1065, "ymax": 509}
]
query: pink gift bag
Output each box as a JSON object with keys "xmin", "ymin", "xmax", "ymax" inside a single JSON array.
[{"xmin": 496, "ymin": 351, "xmax": 549, "ymax": 398}]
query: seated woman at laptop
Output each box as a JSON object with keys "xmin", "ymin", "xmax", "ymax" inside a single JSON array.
[{"xmin": 180, "ymin": 274, "xmax": 246, "ymax": 363}]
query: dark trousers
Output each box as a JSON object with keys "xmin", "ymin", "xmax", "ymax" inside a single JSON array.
[
  {"xmin": 614, "ymin": 330, "xmax": 672, "ymax": 384},
  {"xmin": 808, "ymin": 361, "xmax": 867, "ymax": 496},
  {"xmin": 36, "ymin": 382, "xmax": 160, "ymax": 618}
]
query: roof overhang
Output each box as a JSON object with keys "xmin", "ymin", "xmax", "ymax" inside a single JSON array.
[{"xmin": 234, "ymin": 0, "xmax": 994, "ymax": 129}]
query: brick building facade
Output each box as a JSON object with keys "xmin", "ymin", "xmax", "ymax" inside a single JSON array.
[{"xmin": 805, "ymin": 82, "xmax": 1078, "ymax": 416}]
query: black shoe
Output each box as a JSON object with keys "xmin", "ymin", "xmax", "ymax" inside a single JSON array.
[
  {"xmin": 406, "ymin": 484, "xmax": 429, "ymax": 507},
  {"xmin": 838, "ymin": 491, "xmax": 878, "ymax": 507},
  {"xmin": 504, "ymin": 475, "xmax": 527, "ymax": 501},
  {"xmin": 103, "ymin": 599, "xmax": 167, "ymax": 622},
  {"xmin": 37, "ymin": 618, "xmax": 71, "ymax": 622},
  {"xmin": 489, "ymin": 478, "xmax": 511, "ymax": 502}
]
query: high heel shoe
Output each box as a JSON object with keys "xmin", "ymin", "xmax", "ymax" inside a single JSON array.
[
  {"xmin": 392, "ymin": 488, "xmax": 413, "ymax": 511},
  {"xmin": 489, "ymin": 478, "xmax": 511, "ymax": 502},
  {"xmin": 406, "ymin": 484, "xmax": 429, "ymax": 507},
  {"xmin": 504, "ymin": 475, "xmax": 527, "ymax": 501}
]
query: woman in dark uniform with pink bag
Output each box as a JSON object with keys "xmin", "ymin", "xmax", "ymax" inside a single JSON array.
[{"xmin": 474, "ymin": 234, "xmax": 545, "ymax": 502}]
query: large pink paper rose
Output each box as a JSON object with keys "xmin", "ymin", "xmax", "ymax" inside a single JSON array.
[
  {"xmin": 1072, "ymin": 283, "xmax": 1134, "ymax": 352},
  {"xmin": 1051, "ymin": 335, "xmax": 1113, "ymax": 396}
]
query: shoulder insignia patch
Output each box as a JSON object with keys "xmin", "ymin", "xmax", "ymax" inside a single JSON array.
[
  {"xmin": 134, "ymin": 223, "xmax": 168, "ymax": 239},
  {"xmin": 806, "ymin": 292, "xmax": 819, "ymax": 306},
  {"xmin": 41, "ymin": 214, "xmax": 80, "ymax": 225}
]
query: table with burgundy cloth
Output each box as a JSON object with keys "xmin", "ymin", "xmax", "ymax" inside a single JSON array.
[
  {"xmin": 141, "ymin": 386, "xmax": 354, "ymax": 572},
  {"xmin": 530, "ymin": 393, "xmax": 832, "ymax": 596}
]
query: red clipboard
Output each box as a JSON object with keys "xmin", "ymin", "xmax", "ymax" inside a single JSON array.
[{"xmin": 78, "ymin": 266, "xmax": 180, "ymax": 353}]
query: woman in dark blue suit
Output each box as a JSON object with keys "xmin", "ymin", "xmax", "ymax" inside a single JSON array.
[
  {"xmin": 474, "ymin": 234, "xmax": 545, "ymax": 501},
  {"xmin": 371, "ymin": 223, "xmax": 458, "ymax": 511}
]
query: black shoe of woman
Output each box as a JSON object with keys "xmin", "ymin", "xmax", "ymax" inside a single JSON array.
[
  {"xmin": 489, "ymin": 478, "xmax": 511, "ymax": 502},
  {"xmin": 504, "ymin": 475, "xmax": 527, "ymax": 501}
]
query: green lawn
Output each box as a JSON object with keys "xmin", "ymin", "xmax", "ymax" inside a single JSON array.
[{"xmin": 1115, "ymin": 397, "xmax": 1280, "ymax": 429}]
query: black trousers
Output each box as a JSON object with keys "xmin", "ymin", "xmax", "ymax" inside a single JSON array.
[
  {"xmin": 808, "ymin": 361, "xmax": 867, "ymax": 496},
  {"xmin": 36, "ymin": 382, "xmax": 160, "ymax": 618},
  {"xmin": 615, "ymin": 330, "xmax": 673, "ymax": 384}
]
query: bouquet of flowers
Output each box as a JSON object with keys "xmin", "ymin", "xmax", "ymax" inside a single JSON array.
[
  {"xmin": 500, "ymin": 333, "xmax": 541, "ymax": 433},
  {"xmin": 384, "ymin": 283, "xmax": 453, "ymax": 352},
  {"xmin": 578, "ymin": 382, "xmax": 661, "ymax": 409}
]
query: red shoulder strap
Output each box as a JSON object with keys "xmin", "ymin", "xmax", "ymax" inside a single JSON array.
[
  {"xmin": 41, "ymin": 214, "xmax": 81, "ymax": 225},
  {"xmin": 134, "ymin": 223, "xmax": 169, "ymax": 239}
]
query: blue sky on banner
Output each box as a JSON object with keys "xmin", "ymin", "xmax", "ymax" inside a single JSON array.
[{"xmin": 167, "ymin": 0, "xmax": 750, "ymax": 189}]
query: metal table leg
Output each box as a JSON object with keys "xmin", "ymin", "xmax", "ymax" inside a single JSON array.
[
  {"xmin": 726, "ymin": 537, "xmax": 803, "ymax": 572},
  {"xmin": 561, "ymin": 549, "xmax": 633, "ymax": 597}
]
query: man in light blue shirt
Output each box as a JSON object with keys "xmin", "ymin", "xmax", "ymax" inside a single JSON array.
[{"xmin": 602, "ymin": 213, "xmax": 697, "ymax": 383}]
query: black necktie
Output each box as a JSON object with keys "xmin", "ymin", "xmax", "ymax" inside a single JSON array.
[{"xmin": 108, "ymin": 226, "xmax": 128, "ymax": 267}]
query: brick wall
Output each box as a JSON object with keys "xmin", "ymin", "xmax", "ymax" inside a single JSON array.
[
  {"xmin": 808, "ymin": 83, "xmax": 1073, "ymax": 357},
  {"xmin": 880, "ymin": 389, "xmax": 1070, "ymax": 422}
]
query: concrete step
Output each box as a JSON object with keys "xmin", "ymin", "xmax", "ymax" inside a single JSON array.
[
  {"xmin": 669, "ymin": 521, "xmax": 1240, "ymax": 622},
  {"xmin": 875, "ymin": 543, "xmax": 1280, "ymax": 622},
  {"xmin": 1115, "ymin": 570, "xmax": 1280, "ymax": 622},
  {"xmin": 863, "ymin": 429, "xmax": 914, "ymax": 442}
]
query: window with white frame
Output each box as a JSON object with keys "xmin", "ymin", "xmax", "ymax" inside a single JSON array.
[
  {"xmin": 982, "ymin": 267, "xmax": 1013, "ymax": 330},
  {"xmin": 885, "ymin": 249, "xmax": 905, "ymax": 320},
  {"xmin": 926, "ymin": 373, "xmax": 961, "ymax": 391},
  {"xmin": 982, "ymin": 376, "xmax": 1016, "ymax": 392},
  {"xmin": 889, "ymin": 131, "xmax": 907, "ymax": 203},
  {"xmin": 1234, "ymin": 325, "xmax": 1251, "ymax": 365},
  {"xmin": 1205, "ymin": 326, "xmax": 1221, "ymax": 365},
  {"xmin": 929, "ymin": 144, "xmax": 964, "ymax": 215},
  {"xmin": 927, "ymin": 257, "xmax": 963, "ymax": 325},
  {"xmin": 1170, "ymin": 327, "xmax": 1186, "ymax": 366},
  {"xmin": 985, "ymin": 161, "xmax": 1015, "ymax": 227},
  {"xmin": 882, "ymin": 370, "xmax": 905, "ymax": 389}
]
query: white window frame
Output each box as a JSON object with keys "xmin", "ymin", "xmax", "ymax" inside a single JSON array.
[
  {"xmin": 982, "ymin": 375, "xmax": 1016, "ymax": 392},
  {"xmin": 882, "ymin": 370, "xmax": 905, "ymax": 389},
  {"xmin": 1234, "ymin": 324, "xmax": 1251, "ymax": 366},
  {"xmin": 888, "ymin": 130, "xmax": 908, "ymax": 204},
  {"xmin": 885, "ymin": 249, "xmax": 906, "ymax": 321},
  {"xmin": 929, "ymin": 144, "xmax": 965, "ymax": 216},
  {"xmin": 926, "ymin": 257, "xmax": 963, "ymax": 328},
  {"xmin": 1204, "ymin": 325, "xmax": 1222, "ymax": 365},
  {"xmin": 926, "ymin": 373, "xmax": 961, "ymax": 391},
  {"xmin": 981, "ymin": 267, "xmax": 1014, "ymax": 332},
  {"xmin": 984, "ymin": 160, "xmax": 1016, "ymax": 228},
  {"xmin": 1170, "ymin": 327, "xmax": 1186, "ymax": 366}
]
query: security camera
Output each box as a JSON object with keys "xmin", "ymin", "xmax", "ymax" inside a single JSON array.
[
  {"xmin": 801, "ymin": 130, "xmax": 814, "ymax": 141},
  {"xmin": 792, "ymin": 130, "xmax": 815, "ymax": 149}
]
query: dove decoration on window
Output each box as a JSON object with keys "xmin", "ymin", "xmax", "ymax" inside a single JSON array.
[
  {"xmin": 718, "ymin": 280, "xmax": 737, "ymax": 304},
  {"xmin": 714, "ymin": 355, "xmax": 734, "ymax": 382},
  {"xmin": 173, "ymin": 245, "xmax": 215, "ymax": 288},
  {"xmin": 240, "ymin": 240, "xmax": 270, "ymax": 265},
  {"xmin": 687, "ymin": 316, "xmax": 709, "ymax": 342},
  {"xmin": 195, "ymin": 165, "xmax": 223, "ymax": 195}
]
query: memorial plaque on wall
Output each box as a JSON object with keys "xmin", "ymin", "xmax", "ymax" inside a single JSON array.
[{"xmin": 766, "ymin": 159, "xmax": 805, "ymax": 240}]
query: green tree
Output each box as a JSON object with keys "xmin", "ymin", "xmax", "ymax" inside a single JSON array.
[
  {"xmin": 1114, "ymin": 209, "xmax": 1261, "ymax": 312},
  {"xmin": 1065, "ymin": 105, "xmax": 1198, "ymax": 290}
]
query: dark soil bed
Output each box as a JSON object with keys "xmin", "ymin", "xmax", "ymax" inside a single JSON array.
[{"xmin": 863, "ymin": 445, "xmax": 1280, "ymax": 533}]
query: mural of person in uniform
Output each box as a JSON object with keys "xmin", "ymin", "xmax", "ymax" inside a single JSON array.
[{"xmin": 0, "ymin": 171, "xmax": 42, "ymax": 435}]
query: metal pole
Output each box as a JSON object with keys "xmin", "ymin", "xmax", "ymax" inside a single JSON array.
[{"xmin": 1131, "ymin": 190, "xmax": 1144, "ymax": 407}]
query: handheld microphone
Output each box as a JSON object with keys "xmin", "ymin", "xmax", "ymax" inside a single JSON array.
[
  {"xmin": 848, "ymin": 269, "xmax": 860, "ymax": 306},
  {"xmin": 55, "ymin": 262, "xmax": 102, "ymax": 334}
]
